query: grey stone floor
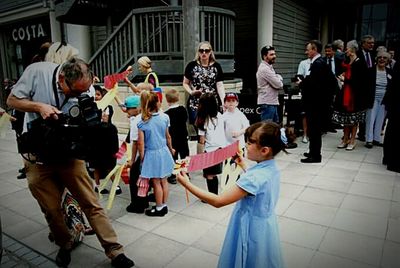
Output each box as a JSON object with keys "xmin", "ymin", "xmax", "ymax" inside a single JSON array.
[{"xmin": 1, "ymin": 124, "xmax": 400, "ymax": 268}]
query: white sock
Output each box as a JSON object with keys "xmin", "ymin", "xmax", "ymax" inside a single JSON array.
[{"xmin": 156, "ymin": 204, "xmax": 166, "ymax": 211}]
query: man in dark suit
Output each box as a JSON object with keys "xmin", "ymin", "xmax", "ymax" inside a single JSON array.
[
  {"xmin": 356, "ymin": 35, "xmax": 376, "ymax": 141},
  {"xmin": 323, "ymin": 43, "xmax": 343, "ymax": 133},
  {"xmin": 297, "ymin": 40, "xmax": 337, "ymax": 163}
]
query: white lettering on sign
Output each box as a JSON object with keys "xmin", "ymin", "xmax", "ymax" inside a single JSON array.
[
  {"xmin": 239, "ymin": 107, "xmax": 261, "ymax": 115},
  {"xmin": 12, "ymin": 24, "xmax": 45, "ymax": 41}
]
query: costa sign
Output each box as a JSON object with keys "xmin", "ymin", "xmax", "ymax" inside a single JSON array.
[{"xmin": 12, "ymin": 23, "xmax": 46, "ymax": 42}]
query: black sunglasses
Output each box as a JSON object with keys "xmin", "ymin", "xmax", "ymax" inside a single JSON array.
[{"xmin": 199, "ymin": 49, "xmax": 211, "ymax": 53}]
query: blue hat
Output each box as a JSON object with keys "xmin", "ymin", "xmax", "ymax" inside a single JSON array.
[{"xmin": 125, "ymin": 95, "xmax": 140, "ymax": 108}]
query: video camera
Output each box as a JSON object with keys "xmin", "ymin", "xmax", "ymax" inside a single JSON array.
[
  {"xmin": 58, "ymin": 94, "xmax": 102, "ymax": 128},
  {"xmin": 20, "ymin": 94, "xmax": 103, "ymax": 163}
]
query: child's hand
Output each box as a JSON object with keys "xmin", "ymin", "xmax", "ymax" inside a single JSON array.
[
  {"xmin": 231, "ymin": 131, "xmax": 241, "ymax": 138},
  {"xmin": 177, "ymin": 171, "xmax": 190, "ymax": 186},
  {"xmin": 233, "ymin": 152, "xmax": 247, "ymax": 171},
  {"xmin": 125, "ymin": 65, "xmax": 133, "ymax": 74},
  {"xmin": 101, "ymin": 112, "xmax": 109, "ymax": 122},
  {"xmin": 125, "ymin": 160, "xmax": 133, "ymax": 168}
]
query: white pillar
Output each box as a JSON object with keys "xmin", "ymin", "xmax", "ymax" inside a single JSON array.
[
  {"xmin": 64, "ymin": 24, "xmax": 91, "ymax": 61},
  {"xmin": 48, "ymin": 1, "xmax": 61, "ymax": 42},
  {"xmin": 257, "ymin": 0, "xmax": 274, "ymax": 64}
]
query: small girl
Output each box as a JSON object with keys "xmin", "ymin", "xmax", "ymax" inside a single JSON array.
[
  {"xmin": 137, "ymin": 91, "xmax": 174, "ymax": 216},
  {"xmin": 195, "ymin": 93, "xmax": 228, "ymax": 195},
  {"xmin": 91, "ymin": 85, "xmax": 120, "ymax": 194},
  {"xmin": 177, "ymin": 121, "xmax": 286, "ymax": 268}
]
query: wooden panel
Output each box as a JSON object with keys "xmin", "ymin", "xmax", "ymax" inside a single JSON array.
[
  {"xmin": 273, "ymin": 0, "xmax": 318, "ymax": 85},
  {"xmin": 202, "ymin": 0, "xmax": 258, "ymax": 91}
]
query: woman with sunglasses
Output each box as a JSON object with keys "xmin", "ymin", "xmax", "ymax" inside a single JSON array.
[{"xmin": 183, "ymin": 41, "xmax": 225, "ymax": 127}]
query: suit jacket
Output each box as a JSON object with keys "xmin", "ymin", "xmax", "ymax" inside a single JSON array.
[
  {"xmin": 322, "ymin": 56, "xmax": 343, "ymax": 76},
  {"xmin": 383, "ymin": 63, "xmax": 400, "ymax": 119},
  {"xmin": 356, "ymin": 49, "xmax": 376, "ymax": 107},
  {"xmin": 357, "ymin": 49, "xmax": 377, "ymax": 69},
  {"xmin": 300, "ymin": 56, "xmax": 338, "ymax": 115}
]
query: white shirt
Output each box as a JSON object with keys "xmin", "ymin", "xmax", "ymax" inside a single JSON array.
[
  {"xmin": 198, "ymin": 112, "xmax": 228, "ymax": 152},
  {"xmin": 297, "ymin": 59, "xmax": 311, "ymax": 77},
  {"xmin": 129, "ymin": 114, "xmax": 141, "ymax": 142},
  {"xmin": 221, "ymin": 108, "xmax": 249, "ymax": 148}
]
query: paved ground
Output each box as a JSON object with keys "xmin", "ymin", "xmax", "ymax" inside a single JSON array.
[{"xmin": 1, "ymin": 124, "xmax": 400, "ymax": 268}]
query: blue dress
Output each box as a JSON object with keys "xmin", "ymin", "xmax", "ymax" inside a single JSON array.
[
  {"xmin": 138, "ymin": 112, "xmax": 174, "ymax": 178},
  {"xmin": 218, "ymin": 159, "xmax": 284, "ymax": 268}
]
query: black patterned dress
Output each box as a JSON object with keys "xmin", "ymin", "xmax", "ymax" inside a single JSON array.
[{"xmin": 184, "ymin": 61, "xmax": 224, "ymax": 123}]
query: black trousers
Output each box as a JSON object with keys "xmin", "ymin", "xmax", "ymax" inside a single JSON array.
[
  {"xmin": 172, "ymin": 140, "xmax": 189, "ymax": 161},
  {"xmin": 306, "ymin": 113, "xmax": 323, "ymax": 159},
  {"xmin": 128, "ymin": 158, "xmax": 148, "ymax": 209}
]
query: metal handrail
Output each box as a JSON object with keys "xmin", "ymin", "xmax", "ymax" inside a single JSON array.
[{"xmin": 88, "ymin": 6, "xmax": 235, "ymax": 79}]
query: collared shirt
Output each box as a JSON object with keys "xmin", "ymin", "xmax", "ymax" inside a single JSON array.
[
  {"xmin": 256, "ymin": 61, "xmax": 283, "ymax": 105},
  {"xmin": 327, "ymin": 57, "xmax": 335, "ymax": 74},
  {"xmin": 363, "ymin": 50, "xmax": 372, "ymax": 68},
  {"xmin": 11, "ymin": 61, "xmax": 94, "ymax": 132}
]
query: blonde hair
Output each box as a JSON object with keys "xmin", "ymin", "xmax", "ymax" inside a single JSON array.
[
  {"xmin": 140, "ymin": 90, "xmax": 159, "ymax": 121},
  {"xmin": 137, "ymin": 82, "xmax": 154, "ymax": 92},
  {"xmin": 165, "ymin": 88, "xmax": 179, "ymax": 103},
  {"xmin": 138, "ymin": 56, "xmax": 152, "ymax": 70},
  {"xmin": 45, "ymin": 42, "xmax": 79, "ymax": 64},
  {"xmin": 194, "ymin": 41, "xmax": 216, "ymax": 64}
]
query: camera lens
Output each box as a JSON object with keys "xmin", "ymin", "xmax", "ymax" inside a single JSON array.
[{"xmin": 69, "ymin": 105, "xmax": 80, "ymax": 118}]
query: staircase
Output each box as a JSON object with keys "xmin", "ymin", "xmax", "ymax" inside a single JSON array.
[{"xmin": 87, "ymin": 6, "xmax": 236, "ymax": 80}]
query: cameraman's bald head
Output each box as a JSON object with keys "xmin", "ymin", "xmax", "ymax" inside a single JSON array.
[{"xmin": 59, "ymin": 58, "xmax": 93, "ymax": 97}]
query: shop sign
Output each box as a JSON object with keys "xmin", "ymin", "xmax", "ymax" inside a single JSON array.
[{"xmin": 11, "ymin": 23, "xmax": 46, "ymax": 42}]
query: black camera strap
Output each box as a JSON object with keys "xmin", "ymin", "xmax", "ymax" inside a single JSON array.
[{"xmin": 52, "ymin": 65, "xmax": 70, "ymax": 109}]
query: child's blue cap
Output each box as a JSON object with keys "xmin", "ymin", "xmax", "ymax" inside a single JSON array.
[{"xmin": 125, "ymin": 95, "xmax": 140, "ymax": 108}]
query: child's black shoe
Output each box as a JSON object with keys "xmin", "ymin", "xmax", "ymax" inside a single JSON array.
[{"xmin": 145, "ymin": 206, "xmax": 168, "ymax": 217}]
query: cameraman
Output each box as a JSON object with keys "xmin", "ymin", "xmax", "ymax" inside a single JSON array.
[{"xmin": 7, "ymin": 58, "xmax": 134, "ymax": 268}]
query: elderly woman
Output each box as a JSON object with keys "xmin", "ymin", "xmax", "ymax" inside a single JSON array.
[
  {"xmin": 365, "ymin": 51, "xmax": 393, "ymax": 148},
  {"xmin": 332, "ymin": 40, "xmax": 371, "ymax": 150},
  {"xmin": 183, "ymin": 41, "xmax": 225, "ymax": 124}
]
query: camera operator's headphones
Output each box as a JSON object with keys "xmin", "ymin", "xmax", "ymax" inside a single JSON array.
[{"xmin": 52, "ymin": 65, "xmax": 70, "ymax": 111}]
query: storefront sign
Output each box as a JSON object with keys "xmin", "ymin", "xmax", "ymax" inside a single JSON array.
[{"xmin": 11, "ymin": 23, "xmax": 46, "ymax": 42}]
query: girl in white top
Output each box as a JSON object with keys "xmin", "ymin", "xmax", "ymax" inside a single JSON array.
[{"xmin": 195, "ymin": 93, "xmax": 228, "ymax": 195}]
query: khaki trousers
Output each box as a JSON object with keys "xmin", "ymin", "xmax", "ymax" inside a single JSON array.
[{"xmin": 25, "ymin": 159, "xmax": 124, "ymax": 259}]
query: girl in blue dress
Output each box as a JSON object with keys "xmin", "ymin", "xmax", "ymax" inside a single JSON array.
[
  {"xmin": 177, "ymin": 121, "xmax": 286, "ymax": 268},
  {"xmin": 138, "ymin": 91, "xmax": 175, "ymax": 217}
]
